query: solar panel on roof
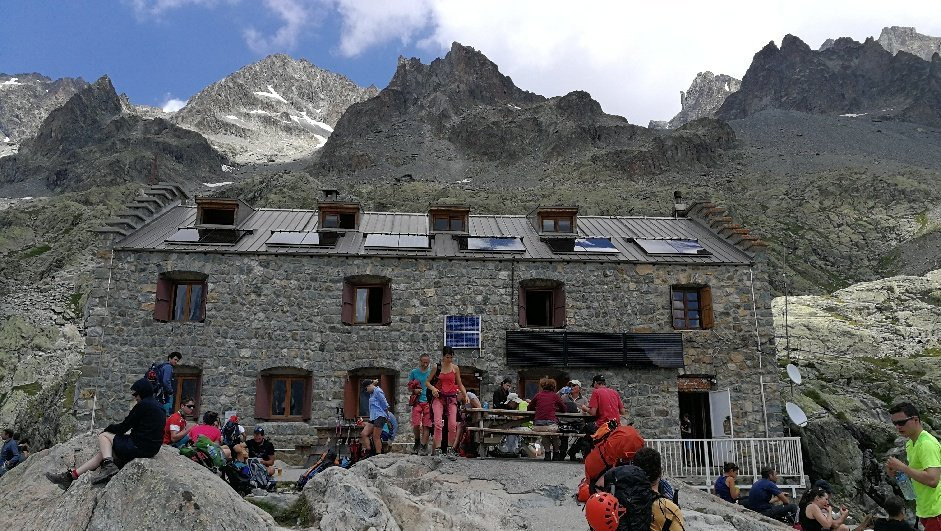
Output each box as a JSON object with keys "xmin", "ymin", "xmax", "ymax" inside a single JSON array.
[
  {"xmin": 464, "ymin": 237, "xmax": 525, "ymax": 252},
  {"xmin": 364, "ymin": 234, "xmax": 430, "ymax": 249},
  {"xmin": 634, "ymin": 238, "xmax": 709, "ymax": 255},
  {"xmin": 166, "ymin": 228, "xmax": 200, "ymax": 242},
  {"xmin": 265, "ymin": 231, "xmax": 338, "ymax": 247},
  {"xmin": 667, "ymin": 239, "xmax": 709, "ymax": 254},
  {"xmin": 444, "ymin": 315, "xmax": 481, "ymax": 348},
  {"xmin": 574, "ymin": 238, "xmax": 619, "ymax": 253},
  {"xmin": 266, "ymin": 231, "xmax": 306, "ymax": 245},
  {"xmin": 398, "ymin": 235, "xmax": 431, "ymax": 249},
  {"xmin": 165, "ymin": 228, "xmax": 244, "ymax": 244}
]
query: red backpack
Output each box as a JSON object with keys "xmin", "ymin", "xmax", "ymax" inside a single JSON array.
[{"xmin": 583, "ymin": 422, "xmax": 645, "ymax": 496}]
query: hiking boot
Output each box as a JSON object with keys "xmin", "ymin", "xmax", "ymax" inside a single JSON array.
[
  {"xmin": 418, "ymin": 444, "xmax": 429, "ymax": 456},
  {"xmin": 412, "ymin": 442, "xmax": 421, "ymax": 454},
  {"xmin": 91, "ymin": 460, "xmax": 120, "ymax": 485},
  {"xmin": 46, "ymin": 470, "xmax": 76, "ymax": 490},
  {"xmin": 445, "ymin": 448, "xmax": 458, "ymax": 461}
]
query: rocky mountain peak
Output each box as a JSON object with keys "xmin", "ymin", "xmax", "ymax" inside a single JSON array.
[
  {"xmin": 780, "ymin": 33, "xmax": 811, "ymax": 53},
  {"xmin": 878, "ymin": 26, "xmax": 941, "ymax": 61},
  {"xmin": 649, "ymin": 71, "xmax": 742, "ymax": 129},
  {"xmin": 27, "ymin": 75, "xmax": 123, "ymax": 157},
  {"xmin": 172, "ymin": 53, "xmax": 377, "ymax": 163},
  {"xmin": 0, "ymin": 72, "xmax": 88, "ymax": 144}
]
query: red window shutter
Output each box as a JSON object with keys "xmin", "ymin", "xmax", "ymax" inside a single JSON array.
[
  {"xmin": 301, "ymin": 375, "xmax": 313, "ymax": 420},
  {"xmin": 381, "ymin": 282, "xmax": 392, "ymax": 325},
  {"xmin": 701, "ymin": 286, "xmax": 714, "ymax": 329},
  {"xmin": 552, "ymin": 284, "xmax": 566, "ymax": 328},
  {"xmin": 341, "ymin": 282, "xmax": 354, "ymax": 325},
  {"xmin": 343, "ymin": 374, "xmax": 357, "ymax": 419},
  {"xmin": 518, "ymin": 285, "xmax": 527, "ymax": 327},
  {"xmin": 198, "ymin": 281, "xmax": 208, "ymax": 322},
  {"xmin": 254, "ymin": 375, "xmax": 272, "ymax": 420},
  {"xmin": 379, "ymin": 373, "xmax": 395, "ymax": 410},
  {"xmin": 154, "ymin": 278, "xmax": 172, "ymax": 321}
]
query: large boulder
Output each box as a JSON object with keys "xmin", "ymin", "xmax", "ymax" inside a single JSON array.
[{"xmin": 0, "ymin": 433, "xmax": 278, "ymax": 530}]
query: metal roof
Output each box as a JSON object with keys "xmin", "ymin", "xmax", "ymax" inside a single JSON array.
[{"xmin": 114, "ymin": 206, "xmax": 755, "ymax": 265}]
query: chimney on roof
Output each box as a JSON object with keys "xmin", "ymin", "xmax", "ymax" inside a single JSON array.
[
  {"xmin": 672, "ymin": 191, "xmax": 688, "ymax": 217},
  {"xmin": 321, "ymin": 189, "xmax": 340, "ymax": 201}
]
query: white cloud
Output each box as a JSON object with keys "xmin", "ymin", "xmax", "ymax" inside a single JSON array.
[
  {"xmin": 127, "ymin": 0, "xmax": 224, "ymax": 19},
  {"xmin": 161, "ymin": 96, "xmax": 188, "ymax": 112},
  {"xmin": 329, "ymin": 0, "xmax": 941, "ymax": 125},
  {"xmin": 243, "ymin": 0, "xmax": 313, "ymax": 54}
]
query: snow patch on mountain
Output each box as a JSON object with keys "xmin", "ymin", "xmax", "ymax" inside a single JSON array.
[{"xmin": 253, "ymin": 85, "xmax": 288, "ymax": 103}]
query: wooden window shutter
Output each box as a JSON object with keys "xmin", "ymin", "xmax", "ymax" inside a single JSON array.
[
  {"xmin": 379, "ymin": 373, "xmax": 394, "ymax": 409},
  {"xmin": 254, "ymin": 375, "xmax": 272, "ymax": 420},
  {"xmin": 381, "ymin": 282, "xmax": 392, "ymax": 325},
  {"xmin": 341, "ymin": 281, "xmax": 354, "ymax": 325},
  {"xmin": 518, "ymin": 285, "xmax": 527, "ymax": 327},
  {"xmin": 199, "ymin": 280, "xmax": 208, "ymax": 322},
  {"xmin": 343, "ymin": 374, "xmax": 357, "ymax": 419},
  {"xmin": 700, "ymin": 286, "xmax": 714, "ymax": 329},
  {"xmin": 154, "ymin": 277, "xmax": 172, "ymax": 321},
  {"xmin": 552, "ymin": 284, "xmax": 566, "ymax": 328},
  {"xmin": 301, "ymin": 375, "xmax": 313, "ymax": 420}
]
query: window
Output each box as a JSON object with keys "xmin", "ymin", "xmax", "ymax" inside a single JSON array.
[
  {"xmin": 540, "ymin": 216, "xmax": 573, "ymax": 233},
  {"xmin": 671, "ymin": 286, "xmax": 714, "ymax": 330},
  {"xmin": 154, "ymin": 273, "xmax": 208, "ymax": 322},
  {"xmin": 635, "ymin": 238, "xmax": 711, "ymax": 255},
  {"xmin": 343, "ymin": 369, "xmax": 397, "ymax": 420},
  {"xmin": 518, "ymin": 280, "xmax": 565, "ymax": 328},
  {"xmin": 319, "ymin": 204, "xmax": 359, "ymax": 229},
  {"xmin": 342, "ymin": 276, "xmax": 392, "ymax": 325},
  {"xmin": 432, "ymin": 214, "xmax": 466, "ymax": 232},
  {"xmin": 254, "ymin": 368, "xmax": 312, "ymax": 421},
  {"xmin": 200, "ymin": 207, "xmax": 236, "ymax": 226},
  {"xmin": 196, "ymin": 198, "xmax": 244, "ymax": 227},
  {"xmin": 172, "ymin": 368, "xmax": 202, "ymax": 417},
  {"xmin": 518, "ymin": 369, "xmax": 569, "ymax": 400}
]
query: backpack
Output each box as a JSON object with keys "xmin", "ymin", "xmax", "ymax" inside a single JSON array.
[
  {"xmin": 296, "ymin": 449, "xmax": 338, "ymax": 490},
  {"xmin": 380, "ymin": 413, "xmax": 398, "ymax": 442},
  {"xmin": 221, "ymin": 462, "xmax": 252, "ymax": 495},
  {"xmin": 145, "ymin": 361, "xmax": 168, "ymax": 402},
  {"xmin": 601, "ymin": 465, "xmax": 670, "ymax": 531},
  {"xmin": 193, "ymin": 435, "xmax": 226, "ymax": 469},
  {"xmin": 221, "ymin": 420, "xmax": 242, "ymax": 447},
  {"xmin": 584, "ymin": 422, "xmax": 645, "ymax": 495},
  {"xmin": 425, "ymin": 363, "xmax": 442, "ymax": 402},
  {"xmin": 247, "ymin": 457, "xmax": 274, "ymax": 491}
]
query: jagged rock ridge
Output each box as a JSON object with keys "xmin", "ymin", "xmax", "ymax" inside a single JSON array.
[
  {"xmin": 172, "ymin": 53, "xmax": 377, "ymax": 164},
  {"xmin": 649, "ymin": 71, "xmax": 741, "ymax": 129},
  {"xmin": 0, "ymin": 73, "xmax": 88, "ymax": 144},
  {"xmin": 877, "ymin": 26, "xmax": 941, "ymax": 61},
  {"xmin": 0, "ymin": 76, "xmax": 226, "ymax": 193},
  {"xmin": 718, "ymin": 34, "xmax": 941, "ymax": 127},
  {"xmin": 316, "ymin": 42, "xmax": 734, "ymax": 183}
]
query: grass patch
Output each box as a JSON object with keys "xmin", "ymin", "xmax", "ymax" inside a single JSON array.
[
  {"xmin": 19, "ymin": 244, "xmax": 51, "ymax": 258},
  {"xmin": 246, "ymin": 496, "xmax": 311, "ymax": 527},
  {"xmin": 916, "ymin": 347, "xmax": 941, "ymax": 358},
  {"xmin": 861, "ymin": 356, "xmax": 901, "ymax": 371},
  {"xmin": 68, "ymin": 292, "xmax": 84, "ymax": 318},
  {"xmin": 12, "ymin": 382, "xmax": 41, "ymax": 396}
]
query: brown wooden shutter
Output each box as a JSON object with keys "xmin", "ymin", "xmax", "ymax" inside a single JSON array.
[
  {"xmin": 379, "ymin": 373, "xmax": 394, "ymax": 410},
  {"xmin": 381, "ymin": 282, "xmax": 392, "ymax": 325},
  {"xmin": 341, "ymin": 281, "xmax": 354, "ymax": 325},
  {"xmin": 518, "ymin": 285, "xmax": 527, "ymax": 327},
  {"xmin": 199, "ymin": 280, "xmax": 208, "ymax": 322},
  {"xmin": 343, "ymin": 374, "xmax": 356, "ymax": 419},
  {"xmin": 254, "ymin": 375, "xmax": 272, "ymax": 420},
  {"xmin": 700, "ymin": 286, "xmax": 714, "ymax": 329},
  {"xmin": 552, "ymin": 283, "xmax": 566, "ymax": 328},
  {"xmin": 154, "ymin": 277, "xmax": 172, "ymax": 321},
  {"xmin": 301, "ymin": 374, "xmax": 313, "ymax": 420}
]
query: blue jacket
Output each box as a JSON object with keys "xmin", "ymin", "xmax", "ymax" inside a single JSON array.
[
  {"xmin": 369, "ymin": 387, "xmax": 389, "ymax": 422},
  {"xmin": 157, "ymin": 362, "xmax": 174, "ymax": 402},
  {"xmin": 0, "ymin": 438, "xmax": 22, "ymax": 469}
]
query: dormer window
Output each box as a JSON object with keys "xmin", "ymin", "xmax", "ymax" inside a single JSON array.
[
  {"xmin": 318, "ymin": 202, "xmax": 360, "ymax": 230},
  {"xmin": 429, "ymin": 206, "xmax": 469, "ymax": 233},
  {"xmin": 534, "ymin": 207, "xmax": 578, "ymax": 234},
  {"xmin": 196, "ymin": 198, "xmax": 247, "ymax": 228}
]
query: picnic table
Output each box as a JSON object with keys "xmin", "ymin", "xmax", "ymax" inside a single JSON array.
[{"xmin": 464, "ymin": 407, "xmax": 594, "ymax": 457}]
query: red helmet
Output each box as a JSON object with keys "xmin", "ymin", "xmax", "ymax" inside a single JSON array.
[{"xmin": 585, "ymin": 492, "xmax": 625, "ymax": 531}]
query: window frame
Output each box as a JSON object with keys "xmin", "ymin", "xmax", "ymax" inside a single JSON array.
[
  {"xmin": 518, "ymin": 280, "xmax": 566, "ymax": 328},
  {"xmin": 671, "ymin": 285, "xmax": 714, "ymax": 330},
  {"xmin": 538, "ymin": 215, "xmax": 574, "ymax": 233},
  {"xmin": 254, "ymin": 370, "xmax": 312, "ymax": 421},
  {"xmin": 171, "ymin": 280, "xmax": 207, "ymax": 322},
  {"xmin": 154, "ymin": 273, "xmax": 208, "ymax": 323},
  {"xmin": 432, "ymin": 214, "xmax": 467, "ymax": 232},
  {"xmin": 269, "ymin": 376, "xmax": 308, "ymax": 419},
  {"xmin": 318, "ymin": 205, "xmax": 360, "ymax": 230},
  {"xmin": 172, "ymin": 369, "xmax": 202, "ymax": 418},
  {"xmin": 342, "ymin": 278, "xmax": 392, "ymax": 326}
]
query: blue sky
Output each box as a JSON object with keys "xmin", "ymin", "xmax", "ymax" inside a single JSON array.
[{"xmin": 2, "ymin": 1, "xmax": 938, "ymax": 124}]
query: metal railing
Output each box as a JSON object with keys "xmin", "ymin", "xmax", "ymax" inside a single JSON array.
[{"xmin": 645, "ymin": 437, "xmax": 804, "ymax": 491}]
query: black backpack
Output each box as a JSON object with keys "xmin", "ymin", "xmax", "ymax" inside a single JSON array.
[
  {"xmin": 145, "ymin": 362, "xmax": 168, "ymax": 402},
  {"xmin": 425, "ymin": 363, "xmax": 442, "ymax": 402},
  {"xmin": 603, "ymin": 465, "xmax": 670, "ymax": 531},
  {"xmin": 221, "ymin": 420, "xmax": 242, "ymax": 447}
]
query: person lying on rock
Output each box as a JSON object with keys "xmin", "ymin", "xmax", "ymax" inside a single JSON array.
[{"xmin": 46, "ymin": 378, "xmax": 165, "ymax": 489}]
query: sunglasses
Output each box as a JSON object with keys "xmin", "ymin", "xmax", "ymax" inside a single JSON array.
[
  {"xmin": 892, "ymin": 416, "xmax": 916, "ymax": 426},
  {"xmin": 184, "ymin": 403, "xmax": 195, "ymax": 408}
]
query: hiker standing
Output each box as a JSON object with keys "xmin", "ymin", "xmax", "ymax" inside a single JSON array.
[
  {"xmin": 150, "ymin": 351, "xmax": 181, "ymax": 415},
  {"xmin": 886, "ymin": 402, "xmax": 941, "ymax": 530},
  {"xmin": 162, "ymin": 397, "xmax": 195, "ymax": 447},
  {"xmin": 426, "ymin": 346, "xmax": 467, "ymax": 459},
  {"xmin": 0, "ymin": 428, "xmax": 23, "ymax": 477},
  {"xmin": 584, "ymin": 374, "xmax": 624, "ymax": 427},
  {"xmin": 46, "ymin": 378, "xmax": 165, "ymax": 489},
  {"xmin": 407, "ymin": 354, "xmax": 433, "ymax": 455},
  {"xmin": 360, "ymin": 379, "xmax": 390, "ymax": 457}
]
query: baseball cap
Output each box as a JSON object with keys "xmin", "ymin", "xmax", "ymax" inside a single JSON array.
[
  {"xmin": 229, "ymin": 415, "xmax": 238, "ymax": 423},
  {"xmin": 254, "ymin": 426, "xmax": 265, "ymax": 434},
  {"xmin": 591, "ymin": 374, "xmax": 606, "ymax": 384},
  {"xmin": 569, "ymin": 379, "xmax": 582, "ymax": 387}
]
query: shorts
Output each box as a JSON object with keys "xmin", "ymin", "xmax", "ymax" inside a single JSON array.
[
  {"xmin": 112, "ymin": 434, "xmax": 154, "ymax": 467},
  {"xmin": 922, "ymin": 515, "xmax": 941, "ymax": 531},
  {"xmin": 369, "ymin": 416, "xmax": 388, "ymax": 430},
  {"xmin": 411, "ymin": 402, "xmax": 432, "ymax": 427}
]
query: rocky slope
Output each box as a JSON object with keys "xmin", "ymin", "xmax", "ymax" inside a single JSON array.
[
  {"xmin": 0, "ymin": 76, "xmax": 226, "ymax": 194},
  {"xmin": 173, "ymin": 54, "xmax": 377, "ymax": 164},
  {"xmin": 877, "ymin": 26, "xmax": 941, "ymax": 61},
  {"xmin": 717, "ymin": 34, "xmax": 941, "ymax": 127},
  {"xmin": 0, "ymin": 73, "xmax": 88, "ymax": 145},
  {"xmin": 649, "ymin": 72, "xmax": 741, "ymax": 129},
  {"xmin": 772, "ymin": 269, "xmax": 941, "ymax": 510},
  {"xmin": 315, "ymin": 42, "xmax": 735, "ymax": 184}
]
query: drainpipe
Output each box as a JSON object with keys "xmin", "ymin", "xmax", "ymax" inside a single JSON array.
[{"xmin": 750, "ymin": 268, "xmax": 771, "ymax": 438}]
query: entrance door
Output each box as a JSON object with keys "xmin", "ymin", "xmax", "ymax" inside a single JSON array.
[
  {"xmin": 678, "ymin": 391, "xmax": 711, "ymax": 439},
  {"xmin": 709, "ymin": 388, "xmax": 734, "ymax": 466}
]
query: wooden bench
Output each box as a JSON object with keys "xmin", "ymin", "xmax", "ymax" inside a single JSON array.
[{"xmin": 464, "ymin": 408, "xmax": 593, "ymax": 457}]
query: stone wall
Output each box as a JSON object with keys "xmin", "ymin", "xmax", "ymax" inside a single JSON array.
[{"xmin": 76, "ymin": 247, "xmax": 780, "ymax": 449}]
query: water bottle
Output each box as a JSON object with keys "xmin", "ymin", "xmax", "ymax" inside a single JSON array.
[
  {"xmin": 896, "ymin": 471, "xmax": 917, "ymax": 501},
  {"xmin": 483, "ymin": 401, "xmax": 489, "ymax": 409}
]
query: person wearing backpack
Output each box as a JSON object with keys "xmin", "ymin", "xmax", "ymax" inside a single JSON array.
[
  {"xmin": 407, "ymin": 353, "xmax": 433, "ymax": 455},
  {"xmin": 146, "ymin": 351, "xmax": 181, "ymax": 415},
  {"xmin": 426, "ymin": 346, "xmax": 468, "ymax": 460},
  {"xmin": 0, "ymin": 428, "xmax": 23, "ymax": 477}
]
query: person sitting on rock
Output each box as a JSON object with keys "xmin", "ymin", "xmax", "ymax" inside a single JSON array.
[
  {"xmin": 747, "ymin": 466, "xmax": 798, "ymax": 523},
  {"xmin": 246, "ymin": 426, "xmax": 276, "ymax": 476},
  {"xmin": 162, "ymin": 397, "xmax": 195, "ymax": 448},
  {"xmin": 798, "ymin": 486, "xmax": 850, "ymax": 531},
  {"xmin": 360, "ymin": 379, "xmax": 390, "ymax": 457},
  {"xmin": 0, "ymin": 428, "xmax": 23, "ymax": 477},
  {"xmin": 870, "ymin": 495, "xmax": 913, "ymax": 531},
  {"xmin": 714, "ymin": 462, "xmax": 741, "ymax": 503},
  {"xmin": 46, "ymin": 378, "xmax": 165, "ymax": 489},
  {"xmin": 189, "ymin": 410, "xmax": 223, "ymax": 444}
]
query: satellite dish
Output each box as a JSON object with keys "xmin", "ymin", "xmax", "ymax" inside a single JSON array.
[
  {"xmin": 786, "ymin": 364, "xmax": 802, "ymax": 385},
  {"xmin": 786, "ymin": 402, "xmax": 808, "ymax": 427}
]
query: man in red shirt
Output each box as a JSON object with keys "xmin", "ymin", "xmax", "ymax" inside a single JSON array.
[
  {"xmin": 163, "ymin": 398, "xmax": 195, "ymax": 447},
  {"xmin": 585, "ymin": 375, "xmax": 624, "ymax": 427}
]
